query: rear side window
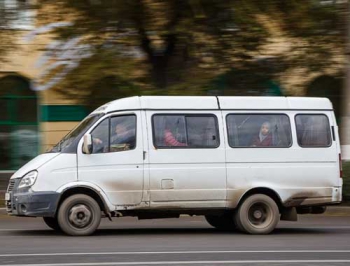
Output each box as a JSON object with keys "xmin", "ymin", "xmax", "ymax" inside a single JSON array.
[
  {"xmin": 153, "ymin": 114, "xmax": 219, "ymax": 148},
  {"xmin": 295, "ymin": 114, "xmax": 331, "ymax": 147},
  {"xmin": 226, "ymin": 114, "xmax": 292, "ymax": 148}
]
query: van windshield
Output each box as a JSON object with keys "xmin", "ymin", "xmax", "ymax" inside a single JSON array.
[{"xmin": 49, "ymin": 113, "xmax": 104, "ymax": 153}]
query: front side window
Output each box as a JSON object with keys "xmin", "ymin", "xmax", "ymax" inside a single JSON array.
[
  {"xmin": 226, "ymin": 114, "xmax": 292, "ymax": 148},
  {"xmin": 295, "ymin": 114, "xmax": 331, "ymax": 147},
  {"xmin": 153, "ymin": 114, "xmax": 219, "ymax": 148},
  {"xmin": 91, "ymin": 115, "xmax": 136, "ymax": 153}
]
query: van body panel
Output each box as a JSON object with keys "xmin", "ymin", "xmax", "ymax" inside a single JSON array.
[
  {"xmin": 56, "ymin": 181, "xmax": 115, "ymax": 211},
  {"xmin": 286, "ymin": 97, "xmax": 333, "ymax": 110},
  {"xmin": 31, "ymin": 154, "xmax": 77, "ymax": 192},
  {"xmin": 77, "ymin": 111, "xmax": 145, "ymax": 206},
  {"xmin": 222, "ymin": 110, "xmax": 339, "ymax": 208},
  {"xmin": 140, "ymin": 96, "xmax": 219, "ymax": 110},
  {"xmin": 10, "ymin": 153, "xmax": 60, "ymax": 179},
  {"xmin": 104, "ymin": 96, "xmax": 141, "ymax": 113},
  {"xmin": 145, "ymin": 110, "xmax": 227, "ymax": 208},
  {"xmin": 218, "ymin": 97, "xmax": 333, "ymax": 110},
  {"xmin": 141, "ymin": 110, "xmax": 151, "ymax": 203}
]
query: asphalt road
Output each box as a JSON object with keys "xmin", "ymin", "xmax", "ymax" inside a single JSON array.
[{"xmin": 1, "ymin": 211, "xmax": 350, "ymax": 266}]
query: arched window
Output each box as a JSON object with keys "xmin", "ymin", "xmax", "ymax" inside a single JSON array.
[{"xmin": 0, "ymin": 75, "xmax": 38, "ymax": 170}]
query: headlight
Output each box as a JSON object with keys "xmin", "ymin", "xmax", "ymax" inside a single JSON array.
[{"xmin": 18, "ymin": 171, "xmax": 38, "ymax": 189}]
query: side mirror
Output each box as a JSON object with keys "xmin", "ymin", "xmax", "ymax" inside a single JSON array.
[{"xmin": 83, "ymin": 134, "xmax": 93, "ymax": 154}]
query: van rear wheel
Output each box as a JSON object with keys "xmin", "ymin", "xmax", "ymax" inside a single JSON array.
[
  {"xmin": 57, "ymin": 194, "xmax": 101, "ymax": 236},
  {"xmin": 234, "ymin": 194, "xmax": 279, "ymax": 235},
  {"xmin": 205, "ymin": 214, "xmax": 235, "ymax": 231},
  {"xmin": 43, "ymin": 217, "xmax": 60, "ymax": 231}
]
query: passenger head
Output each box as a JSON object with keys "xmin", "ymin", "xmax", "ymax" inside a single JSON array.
[
  {"xmin": 115, "ymin": 124, "xmax": 127, "ymax": 135},
  {"xmin": 165, "ymin": 119, "xmax": 174, "ymax": 131},
  {"xmin": 260, "ymin": 122, "xmax": 271, "ymax": 136}
]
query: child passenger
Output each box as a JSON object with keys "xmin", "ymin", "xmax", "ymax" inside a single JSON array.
[{"xmin": 251, "ymin": 121, "xmax": 273, "ymax": 147}]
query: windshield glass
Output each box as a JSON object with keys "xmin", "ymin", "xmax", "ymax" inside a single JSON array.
[{"xmin": 49, "ymin": 113, "xmax": 103, "ymax": 153}]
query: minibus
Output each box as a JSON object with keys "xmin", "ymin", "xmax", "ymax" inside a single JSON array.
[{"xmin": 5, "ymin": 96, "xmax": 343, "ymax": 235}]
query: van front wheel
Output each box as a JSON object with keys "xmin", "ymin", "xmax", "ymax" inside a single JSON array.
[
  {"xmin": 43, "ymin": 217, "xmax": 60, "ymax": 231},
  {"xmin": 205, "ymin": 214, "xmax": 236, "ymax": 231},
  {"xmin": 235, "ymin": 194, "xmax": 279, "ymax": 235},
  {"xmin": 57, "ymin": 194, "xmax": 101, "ymax": 236}
]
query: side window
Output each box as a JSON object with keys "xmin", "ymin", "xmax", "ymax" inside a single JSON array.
[
  {"xmin": 91, "ymin": 118, "xmax": 109, "ymax": 154},
  {"xmin": 91, "ymin": 115, "xmax": 136, "ymax": 153},
  {"xmin": 153, "ymin": 115, "xmax": 219, "ymax": 148},
  {"xmin": 153, "ymin": 115, "xmax": 187, "ymax": 147},
  {"xmin": 110, "ymin": 115, "xmax": 136, "ymax": 152},
  {"xmin": 226, "ymin": 114, "xmax": 292, "ymax": 148},
  {"xmin": 295, "ymin": 114, "xmax": 331, "ymax": 147},
  {"xmin": 187, "ymin": 116, "xmax": 219, "ymax": 147}
]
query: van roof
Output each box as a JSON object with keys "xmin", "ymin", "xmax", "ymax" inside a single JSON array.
[{"xmin": 98, "ymin": 96, "xmax": 333, "ymax": 113}]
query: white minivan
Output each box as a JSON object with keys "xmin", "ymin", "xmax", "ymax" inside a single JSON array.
[{"xmin": 5, "ymin": 96, "xmax": 343, "ymax": 235}]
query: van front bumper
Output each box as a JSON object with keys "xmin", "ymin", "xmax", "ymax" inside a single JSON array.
[{"xmin": 6, "ymin": 191, "xmax": 60, "ymax": 217}]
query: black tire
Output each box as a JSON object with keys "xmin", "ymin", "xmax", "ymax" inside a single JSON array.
[
  {"xmin": 57, "ymin": 194, "xmax": 101, "ymax": 236},
  {"xmin": 43, "ymin": 217, "xmax": 61, "ymax": 231},
  {"xmin": 205, "ymin": 214, "xmax": 236, "ymax": 231},
  {"xmin": 233, "ymin": 210, "xmax": 245, "ymax": 232},
  {"xmin": 234, "ymin": 194, "xmax": 279, "ymax": 235}
]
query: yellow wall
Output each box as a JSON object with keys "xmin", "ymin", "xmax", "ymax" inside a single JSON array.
[{"xmin": 41, "ymin": 122, "xmax": 79, "ymax": 152}]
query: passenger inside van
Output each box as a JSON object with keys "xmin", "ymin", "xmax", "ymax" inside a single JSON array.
[
  {"xmin": 251, "ymin": 121, "xmax": 273, "ymax": 147},
  {"xmin": 110, "ymin": 123, "xmax": 136, "ymax": 151},
  {"xmin": 164, "ymin": 119, "xmax": 187, "ymax": 147},
  {"xmin": 92, "ymin": 117, "xmax": 136, "ymax": 152}
]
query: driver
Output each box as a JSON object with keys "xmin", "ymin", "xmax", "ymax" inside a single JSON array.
[{"xmin": 93, "ymin": 123, "xmax": 135, "ymax": 152}]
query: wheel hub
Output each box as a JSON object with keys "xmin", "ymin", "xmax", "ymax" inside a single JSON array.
[
  {"xmin": 253, "ymin": 210, "xmax": 263, "ymax": 219},
  {"xmin": 68, "ymin": 204, "xmax": 92, "ymax": 228},
  {"xmin": 248, "ymin": 203, "xmax": 271, "ymax": 227}
]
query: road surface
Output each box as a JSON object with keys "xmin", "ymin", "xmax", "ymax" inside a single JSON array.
[{"xmin": 0, "ymin": 211, "xmax": 350, "ymax": 265}]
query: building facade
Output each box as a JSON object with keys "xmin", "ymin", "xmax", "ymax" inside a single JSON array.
[{"xmin": 0, "ymin": 0, "xmax": 86, "ymax": 172}]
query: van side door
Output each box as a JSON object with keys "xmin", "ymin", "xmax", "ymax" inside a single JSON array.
[
  {"xmin": 77, "ymin": 111, "xmax": 144, "ymax": 206},
  {"xmin": 145, "ymin": 111, "xmax": 227, "ymax": 208}
]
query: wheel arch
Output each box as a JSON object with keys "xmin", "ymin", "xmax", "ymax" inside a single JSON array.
[
  {"xmin": 56, "ymin": 185, "xmax": 112, "ymax": 217},
  {"xmin": 238, "ymin": 187, "xmax": 283, "ymax": 211}
]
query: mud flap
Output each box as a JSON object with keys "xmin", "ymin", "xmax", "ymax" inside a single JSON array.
[{"xmin": 280, "ymin": 207, "xmax": 298, "ymax": 221}]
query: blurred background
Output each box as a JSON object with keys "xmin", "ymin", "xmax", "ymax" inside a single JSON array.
[{"xmin": 0, "ymin": 0, "xmax": 349, "ymax": 203}]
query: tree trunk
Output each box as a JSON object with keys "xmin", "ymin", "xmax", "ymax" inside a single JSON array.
[
  {"xmin": 150, "ymin": 54, "xmax": 170, "ymax": 90},
  {"xmin": 141, "ymin": 32, "xmax": 177, "ymax": 90}
]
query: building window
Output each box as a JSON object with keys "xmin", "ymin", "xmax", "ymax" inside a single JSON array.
[
  {"xmin": 152, "ymin": 114, "xmax": 220, "ymax": 148},
  {"xmin": 0, "ymin": 75, "xmax": 38, "ymax": 170},
  {"xmin": 226, "ymin": 114, "xmax": 292, "ymax": 148},
  {"xmin": 2, "ymin": 0, "xmax": 35, "ymax": 30},
  {"xmin": 295, "ymin": 114, "xmax": 331, "ymax": 147}
]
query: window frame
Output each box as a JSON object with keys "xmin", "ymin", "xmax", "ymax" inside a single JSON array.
[
  {"xmin": 88, "ymin": 114, "xmax": 137, "ymax": 154},
  {"xmin": 225, "ymin": 113, "xmax": 293, "ymax": 149},
  {"xmin": 152, "ymin": 113, "xmax": 220, "ymax": 149},
  {"xmin": 294, "ymin": 113, "xmax": 332, "ymax": 148}
]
